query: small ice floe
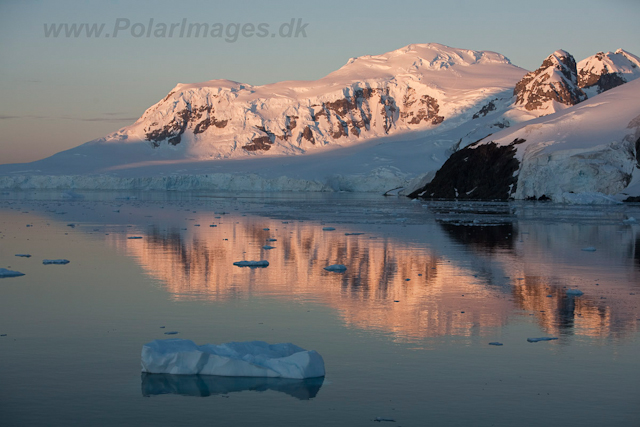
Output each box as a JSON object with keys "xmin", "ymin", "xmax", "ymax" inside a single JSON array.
[
  {"xmin": 322, "ymin": 227, "xmax": 336, "ymax": 231},
  {"xmin": 527, "ymin": 337, "xmax": 558, "ymax": 343},
  {"xmin": 61, "ymin": 191, "xmax": 84, "ymax": 199},
  {"xmin": 581, "ymin": 247, "xmax": 597, "ymax": 252},
  {"xmin": 263, "ymin": 228, "xmax": 270, "ymax": 231},
  {"xmin": 233, "ymin": 260, "xmax": 269, "ymax": 268},
  {"xmin": 141, "ymin": 339, "xmax": 325, "ymax": 379},
  {"xmin": 43, "ymin": 259, "xmax": 70, "ymax": 265},
  {"xmin": 15, "ymin": 254, "xmax": 31, "ymax": 258},
  {"xmin": 128, "ymin": 236, "xmax": 143, "ymax": 240},
  {"xmin": 324, "ymin": 264, "xmax": 347, "ymax": 273},
  {"xmin": 488, "ymin": 342, "xmax": 503, "ymax": 346},
  {"xmin": 266, "ymin": 238, "xmax": 277, "ymax": 242},
  {"xmin": 164, "ymin": 331, "xmax": 179, "ymax": 335},
  {"xmin": 66, "ymin": 223, "xmax": 75, "ymax": 228},
  {"xmin": 262, "ymin": 245, "xmax": 276, "ymax": 250},
  {"xmin": 373, "ymin": 417, "xmax": 396, "ymax": 422},
  {"xmin": 209, "ymin": 224, "xmax": 217, "ymax": 227},
  {"xmin": 344, "ymin": 233, "xmax": 364, "ymax": 236},
  {"xmin": 0, "ymin": 268, "xmax": 25, "ymax": 278},
  {"xmin": 565, "ymin": 289, "xmax": 584, "ymax": 296}
]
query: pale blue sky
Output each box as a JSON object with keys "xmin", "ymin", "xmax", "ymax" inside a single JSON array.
[{"xmin": 1, "ymin": 0, "xmax": 639, "ymax": 164}]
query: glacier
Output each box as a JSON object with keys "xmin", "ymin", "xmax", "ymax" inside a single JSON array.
[{"xmin": 141, "ymin": 339, "xmax": 325, "ymax": 379}]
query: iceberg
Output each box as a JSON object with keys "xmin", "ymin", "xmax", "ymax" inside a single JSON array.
[
  {"xmin": 324, "ymin": 264, "xmax": 347, "ymax": 272},
  {"xmin": 141, "ymin": 339, "xmax": 325, "ymax": 379},
  {"xmin": 565, "ymin": 289, "xmax": 584, "ymax": 296},
  {"xmin": 0, "ymin": 268, "xmax": 25, "ymax": 278},
  {"xmin": 233, "ymin": 260, "xmax": 269, "ymax": 268},
  {"xmin": 527, "ymin": 337, "xmax": 558, "ymax": 343},
  {"xmin": 42, "ymin": 259, "xmax": 70, "ymax": 265}
]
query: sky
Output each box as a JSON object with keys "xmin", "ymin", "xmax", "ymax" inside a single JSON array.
[{"xmin": 1, "ymin": 0, "xmax": 639, "ymax": 165}]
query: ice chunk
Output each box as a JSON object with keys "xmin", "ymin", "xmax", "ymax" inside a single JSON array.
[
  {"xmin": 61, "ymin": 191, "xmax": 84, "ymax": 199},
  {"xmin": 262, "ymin": 245, "xmax": 276, "ymax": 250},
  {"xmin": 322, "ymin": 227, "xmax": 336, "ymax": 231},
  {"xmin": 565, "ymin": 289, "xmax": 584, "ymax": 296},
  {"xmin": 488, "ymin": 342, "xmax": 503, "ymax": 346},
  {"xmin": 324, "ymin": 264, "xmax": 347, "ymax": 272},
  {"xmin": 141, "ymin": 339, "xmax": 325, "ymax": 379},
  {"xmin": 15, "ymin": 254, "xmax": 31, "ymax": 258},
  {"xmin": 233, "ymin": 260, "xmax": 269, "ymax": 267},
  {"xmin": 581, "ymin": 247, "xmax": 596, "ymax": 252},
  {"xmin": 527, "ymin": 337, "xmax": 558, "ymax": 342},
  {"xmin": 0, "ymin": 268, "xmax": 25, "ymax": 278},
  {"xmin": 344, "ymin": 233, "xmax": 364, "ymax": 236},
  {"xmin": 128, "ymin": 236, "xmax": 143, "ymax": 240},
  {"xmin": 164, "ymin": 331, "xmax": 179, "ymax": 335},
  {"xmin": 42, "ymin": 259, "xmax": 70, "ymax": 265}
]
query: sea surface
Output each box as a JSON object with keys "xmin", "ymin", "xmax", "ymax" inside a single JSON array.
[{"xmin": 1, "ymin": 191, "xmax": 639, "ymax": 426}]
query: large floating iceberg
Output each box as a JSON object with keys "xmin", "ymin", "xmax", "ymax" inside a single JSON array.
[{"xmin": 141, "ymin": 339, "xmax": 325, "ymax": 379}]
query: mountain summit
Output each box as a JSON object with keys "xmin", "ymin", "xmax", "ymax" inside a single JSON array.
[
  {"xmin": 95, "ymin": 43, "xmax": 525, "ymax": 160},
  {"xmin": 513, "ymin": 50, "xmax": 586, "ymax": 114}
]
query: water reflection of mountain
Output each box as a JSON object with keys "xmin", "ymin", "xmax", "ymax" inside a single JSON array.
[
  {"xmin": 109, "ymin": 216, "xmax": 513, "ymax": 340},
  {"xmin": 437, "ymin": 219, "xmax": 640, "ymax": 339},
  {"xmin": 105, "ymin": 207, "xmax": 640, "ymax": 342},
  {"xmin": 141, "ymin": 373, "xmax": 324, "ymax": 400}
]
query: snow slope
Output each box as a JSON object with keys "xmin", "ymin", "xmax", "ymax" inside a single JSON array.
[{"xmin": 412, "ymin": 78, "xmax": 640, "ymax": 201}]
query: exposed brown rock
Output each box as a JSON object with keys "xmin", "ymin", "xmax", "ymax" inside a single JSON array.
[
  {"xmin": 145, "ymin": 105, "xmax": 227, "ymax": 146},
  {"xmin": 302, "ymin": 126, "xmax": 315, "ymax": 144},
  {"xmin": 514, "ymin": 50, "xmax": 586, "ymax": 111}
]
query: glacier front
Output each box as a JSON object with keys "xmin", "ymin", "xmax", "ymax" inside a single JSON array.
[{"xmin": 141, "ymin": 339, "xmax": 325, "ymax": 379}]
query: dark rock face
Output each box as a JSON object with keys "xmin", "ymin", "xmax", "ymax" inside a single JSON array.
[
  {"xmin": 472, "ymin": 100, "xmax": 496, "ymax": 119},
  {"xmin": 514, "ymin": 50, "xmax": 586, "ymax": 111},
  {"xmin": 409, "ymin": 139, "xmax": 525, "ymax": 200}
]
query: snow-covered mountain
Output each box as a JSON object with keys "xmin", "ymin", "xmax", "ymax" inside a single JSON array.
[
  {"xmin": 410, "ymin": 78, "xmax": 640, "ymax": 202},
  {"xmin": 1, "ymin": 43, "xmax": 639, "ymax": 199},
  {"xmin": 578, "ymin": 49, "xmax": 640, "ymax": 97},
  {"xmin": 96, "ymin": 43, "xmax": 525, "ymax": 159}
]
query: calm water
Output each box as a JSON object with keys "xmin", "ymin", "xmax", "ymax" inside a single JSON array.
[{"xmin": 1, "ymin": 191, "xmax": 639, "ymax": 426}]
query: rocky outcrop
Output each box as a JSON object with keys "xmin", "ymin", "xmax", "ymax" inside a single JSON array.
[
  {"xmin": 145, "ymin": 105, "xmax": 227, "ymax": 147},
  {"xmin": 408, "ymin": 139, "xmax": 524, "ymax": 200},
  {"xmin": 577, "ymin": 49, "xmax": 640, "ymax": 96},
  {"xmin": 514, "ymin": 50, "xmax": 586, "ymax": 113}
]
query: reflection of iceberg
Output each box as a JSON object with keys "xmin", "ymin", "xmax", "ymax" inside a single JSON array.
[
  {"xmin": 141, "ymin": 373, "xmax": 324, "ymax": 400},
  {"xmin": 141, "ymin": 339, "xmax": 325, "ymax": 379}
]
